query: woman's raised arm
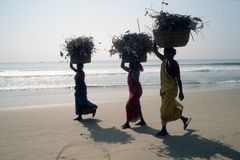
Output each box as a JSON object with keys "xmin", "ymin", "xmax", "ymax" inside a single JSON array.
[
  {"xmin": 121, "ymin": 61, "xmax": 130, "ymax": 72},
  {"xmin": 70, "ymin": 63, "xmax": 77, "ymax": 73},
  {"xmin": 152, "ymin": 41, "xmax": 164, "ymax": 61}
]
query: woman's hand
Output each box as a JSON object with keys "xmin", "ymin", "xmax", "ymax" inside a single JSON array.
[
  {"xmin": 179, "ymin": 91, "xmax": 184, "ymax": 101},
  {"xmin": 121, "ymin": 60, "xmax": 130, "ymax": 72}
]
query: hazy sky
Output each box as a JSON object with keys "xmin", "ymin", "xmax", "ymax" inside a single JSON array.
[{"xmin": 0, "ymin": 0, "xmax": 240, "ymax": 62}]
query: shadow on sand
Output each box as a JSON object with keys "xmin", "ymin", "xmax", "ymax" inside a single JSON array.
[
  {"xmin": 79, "ymin": 118, "xmax": 135, "ymax": 144},
  {"xmin": 131, "ymin": 125, "xmax": 160, "ymax": 135},
  {"xmin": 155, "ymin": 129, "xmax": 240, "ymax": 159},
  {"xmin": 55, "ymin": 119, "xmax": 134, "ymax": 160}
]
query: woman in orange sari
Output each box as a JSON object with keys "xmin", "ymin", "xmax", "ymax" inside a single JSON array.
[
  {"xmin": 121, "ymin": 61, "xmax": 146, "ymax": 129},
  {"xmin": 153, "ymin": 43, "xmax": 191, "ymax": 136}
]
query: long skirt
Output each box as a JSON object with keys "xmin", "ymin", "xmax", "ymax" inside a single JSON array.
[
  {"xmin": 126, "ymin": 85, "xmax": 143, "ymax": 122},
  {"xmin": 75, "ymin": 92, "xmax": 97, "ymax": 115},
  {"xmin": 160, "ymin": 93, "xmax": 183, "ymax": 122}
]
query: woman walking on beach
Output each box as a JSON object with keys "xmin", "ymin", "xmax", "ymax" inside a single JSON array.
[
  {"xmin": 121, "ymin": 61, "xmax": 147, "ymax": 129},
  {"xmin": 153, "ymin": 43, "xmax": 191, "ymax": 136},
  {"xmin": 70, "ymin": 63, "xmax": 97, "ymax": 121}
]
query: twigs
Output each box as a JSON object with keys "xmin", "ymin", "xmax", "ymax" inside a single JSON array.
[
  {"xmin": 145, "ymin": 9, "xmax": 204, "ymax": 33},
  {"xmin": 60, "ymin": 36, "xmax": 95, "ymax": 59},
  {"xmin": 109, "ymin": 32, "xmax": 153, "ymax": 59}
]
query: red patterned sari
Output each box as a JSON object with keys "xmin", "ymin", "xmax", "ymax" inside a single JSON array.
[{"xmin": 125, "ymin": 71, "xmax": 143, "ymax": 122}]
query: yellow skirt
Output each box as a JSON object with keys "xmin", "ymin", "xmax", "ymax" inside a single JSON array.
[{"xmin": 161, "ymin": 93, "xmax": 183, "ymax": 122}]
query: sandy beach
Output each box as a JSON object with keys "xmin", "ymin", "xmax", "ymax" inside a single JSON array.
[
  {"xmin": 1, "ymin": 0, "xmax": 240, "ymax": 159},
  {"xmin": 0, "ymin": 89, "xmax": 240, "ymax": 160}
]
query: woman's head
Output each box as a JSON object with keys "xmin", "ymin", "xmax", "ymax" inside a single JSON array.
[
  {"xmin": 164, "ymin": 47, "xmax": 176, "ymax": 59},
  {"xmin": 129, "ymin": 61, "xmax": 143, "ymax": 72}
]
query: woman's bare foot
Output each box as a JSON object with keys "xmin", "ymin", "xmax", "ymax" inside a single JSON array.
[
  {"xmin": 73, "ymin": 115, "xmax": 82, "ymax": 121},
  {"xmin": 184, "ymin": 118, "xmax": 192, "ymax": 130},
  {"xmin": 121, "ymin": 122, "xmax": 130, "ymax": 129},
  {"xmin": 92, "ymin": 110, "xmax": 96, "ymax": 117},
  {"xmin": 135, "ymin": 121, "xmax": 146, "ymax": 126},
  {"xmin": 155, "ymin": 130, "xmax": 169, "ymax": 137}
]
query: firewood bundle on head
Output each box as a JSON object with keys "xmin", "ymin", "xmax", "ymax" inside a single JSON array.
[
  {"xmin": 60, "ymin": 36, "xmax": 95, "ymax": 64},
  {"xmin": 146, "ymin": 10, "xmax": 204, "ymax": 48},
  {"xmin": 110, "ymin": 32, "xmax": 153, "ymax": 63}
]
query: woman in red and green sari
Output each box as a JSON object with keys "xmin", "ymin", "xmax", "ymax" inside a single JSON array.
[{"xmin": 121, "ymin": 61, "xmax": 147, "ymax": 129}]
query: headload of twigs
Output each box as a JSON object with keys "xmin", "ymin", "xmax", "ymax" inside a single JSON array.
[
  {"xmin": 60, "ymin": 36, "xmax": 95, "ymax": 59},
  {"xmin": 109, "ymin": 32, "xmax": 153, "ymax": 58},
  {"xmin": 146, "ymin": 9, "xmax": 204, "ymax": 33}
]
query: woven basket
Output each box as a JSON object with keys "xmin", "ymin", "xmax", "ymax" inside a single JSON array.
[
  {"xmin": 70, "ymin": 54, "xmax": 91, "ymax": 64},
  {"xmin": 122, "ymin": 54, "xmax": 147, "ymax": 63},
  {"xmin": 153, "ymin": 30, "xmax": 190, "ymax": 48}
]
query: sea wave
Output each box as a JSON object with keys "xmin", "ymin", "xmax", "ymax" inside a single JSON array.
[
  {"xmin": 0, "ymin": 70, "xmax": 73, "ymax": 77},
  {"xmin": 0, "ymin": 60, "xmax": 240, "ymax": 92},
  {"xmin": 184, "ymin": 81, "xmax": 202, "ymax": 84},
  {"xmin": 181, "ymin": 66, "xmax": 240, "ymax": 72},
  {"xmin": 0, "ymin": 85, "xmax": 74, "ymax": 91},
  {"xmin": 181, "ymin": 62, "xmax": 240, "ymax": 66},
  {"xmin": 1, "ymin": 79, "xmax": 240, "ymax": 91},
  {"xmin": 1, "ymin": 66, "xmax": 240, "ymax": 78},
  {"xmin": 216, "ymin": 80, "xmax": 240, "ymax": 84},
  {"xmin": 184, "ymin": 80, "xmax": 240, "ymax": 85},
  {"xmin": 0, "ymin": 69, "xmax": 160, "ymax": 78}
]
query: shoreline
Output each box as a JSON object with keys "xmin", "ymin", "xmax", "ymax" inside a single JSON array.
[
  {"xmin": 0, "ymin": 89, "xmax": 240, "ymax": 159},
  {"xmin": 1, "ymin": 86, "xmax": 240, "ymax": 110}
]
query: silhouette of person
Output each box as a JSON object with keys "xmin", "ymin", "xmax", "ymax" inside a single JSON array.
[
  {"xmin": 121, "ymin": 60, "xmax": 147, "ymax": 129},
  {"xmin": 153, "ymin": 42, "xmax": 191, "ymax": 136},
  {"xmin": 70, "ymin": 63, "xmax": 97, "ymax": 121}
]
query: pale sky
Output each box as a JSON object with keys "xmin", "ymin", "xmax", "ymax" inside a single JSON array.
[{"xmin": 0, "ymin": 0, "xmax": 240, "ymax": 62}]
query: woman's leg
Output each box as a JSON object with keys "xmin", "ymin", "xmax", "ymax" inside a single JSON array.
[
  {"xmin": 73, "ymin": 114, "xmax": 82, "ymax": 121},
  {"xmin": 156, "ymin": 120, "xmax": 169, "ymax": 136},
  {"xmin": 74, "ymin": 94, "xmax": 83, "ymax": 120},
  {"xmin": 135, "ymin": 117, "xmax": 147, "ymax": 126},
  {"xmin": 121, "ymin": 121, "xmax": 130, "ymax": 129},
  {"xmin": 180, "ymin": 116, "xmax": 191, "ymax": 130}
]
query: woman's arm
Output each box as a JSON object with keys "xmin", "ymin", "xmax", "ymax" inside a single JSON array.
[
  {"xmin": 70, "ymin": 63, "xmax": 77, "ymax": 73},
  {"xmin": 121, "ymin": 61, "xmax": 130, "ymax": 72},
  {"xmin": 152, "ymin": 41, "xmax": 164, "ymax": 61},
  {"xmin": 173, "ymin": 61, "xmax": 184, "ymax": 101}
]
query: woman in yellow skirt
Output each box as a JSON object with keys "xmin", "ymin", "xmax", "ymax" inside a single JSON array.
[{"xmin": 153, "ymin": 43, "xmax": 191, "ymax": 136}]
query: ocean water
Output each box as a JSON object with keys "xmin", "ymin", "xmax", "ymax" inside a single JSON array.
[{"xmin": 0, "ymin": 59, "xmax": 240, "ymax": 108}]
